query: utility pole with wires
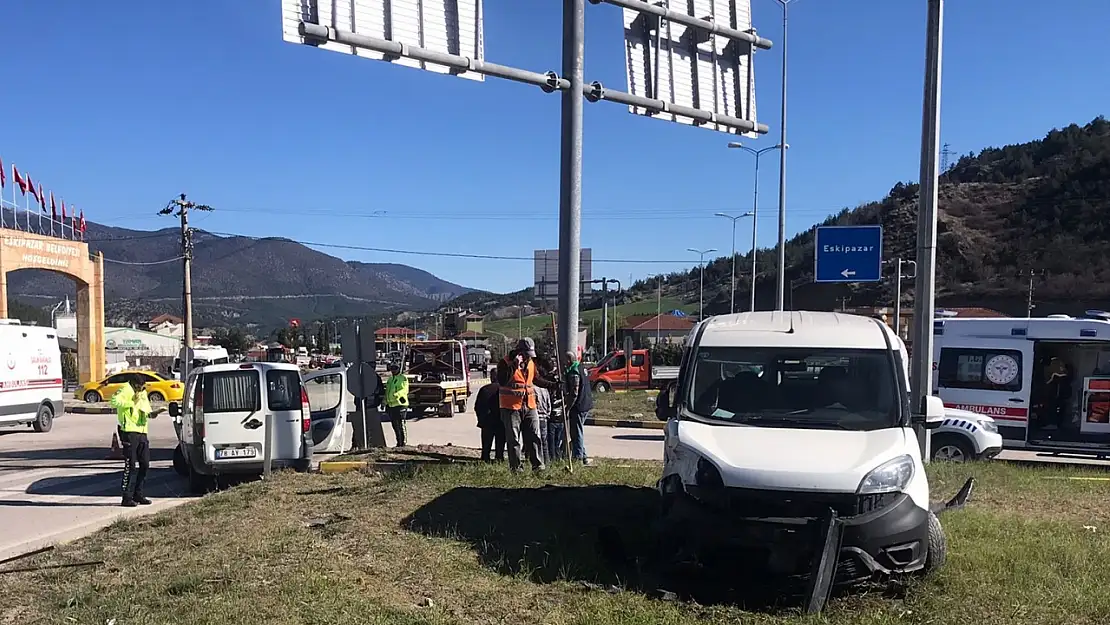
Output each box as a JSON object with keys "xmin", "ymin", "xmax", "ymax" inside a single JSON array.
[
  {"xmin": 1024, "ymin": 269, "xmax": 1046, "ymax": 317},
  {"xmin": 160, "ymin": 194, "xmax": 214, "ymax": 382},
  {"xmin": 940, "ymin": 143, "xmax": 954, "ymax": 172}
]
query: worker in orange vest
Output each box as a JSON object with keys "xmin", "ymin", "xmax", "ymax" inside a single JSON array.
[{"xmin": 495, "ymin": 337, "xmax": 558, "ymax": 473}]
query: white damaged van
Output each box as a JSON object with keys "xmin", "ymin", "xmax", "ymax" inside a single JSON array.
[{"xmin": 654, "ymin": 312, "xmax": 969, "ymax": 612}]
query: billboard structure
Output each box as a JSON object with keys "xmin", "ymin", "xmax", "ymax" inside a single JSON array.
[
  {"xmin": 281, "ymin": 0, "xmax": 484, "ymax": 81},
  {"xmin": 622, "ymin": 0, "xmax": 758, "ymax": 136},
  {"xmin": 280, "ymin": 0, "xmax": 772, "ymax": 360},
  {"xmin": 534, "ymin": 249, "xmax": 593, "ymax": 301}
]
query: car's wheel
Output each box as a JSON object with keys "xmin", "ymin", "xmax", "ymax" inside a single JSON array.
[
  {"xmin": 456, "ymin": 401, "xmax": 467, "ymax": 413},
  {"xmin": 594, "ymin": 381, "xmax": 611, "ymax": 394},
  {"xmin": 84, "ymin": 391, "xmax": 101, "ymax": 403},
  {"xmin": 172, "ymin": 445, "xmax": 189, "ymax": 476},
  {"xmin": 32, "ymin": 404, "xmax": 54, "ymax": 433},
  {"xmin": 148, "ymin": 391, "xmax": 165, "ymax": 402},
  {"xmin": 932, "ymin": 433, "xmax": 975, "ymax": 463},
  {"xmin": 187, "ymin": 462, "xmax": 212, "ymax": 495},
  {"xmin": 438, "ymin": 403, "xmax": 453, "ymax": 418},
  {"xmin": 922, "ymin": 511, "xmax": 947, "ymax": 575}
]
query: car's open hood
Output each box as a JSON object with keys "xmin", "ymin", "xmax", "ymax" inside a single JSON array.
[{"xmin": 675, "ymin": 419, "xmax": 912, "ymax": 493}]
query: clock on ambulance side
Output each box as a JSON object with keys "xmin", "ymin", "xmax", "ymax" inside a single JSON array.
[{"xmin": 984, "ymin": 354, "xmax": 1019, "ymax": 386}]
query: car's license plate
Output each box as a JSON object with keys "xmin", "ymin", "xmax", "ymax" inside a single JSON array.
[{"xmin": 216, "ymin": 447, "xmax": 256, "ymax": 459}]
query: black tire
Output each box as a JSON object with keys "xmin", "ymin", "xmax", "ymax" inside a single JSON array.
[
  {"xmin": 187, "ymin": 462, "xmax": 211, "ymax": 495},
  {"xmin": 172, "ymin": 445, "xmax": 189, "ymax": 477},
  {"xmin": 922, "ymin": 511, "xmax": 947, "ymax": 575},
  {"xmin": 32, "ymin": 404, "xmax": 54, "ymax": 433},
  {"xmin": 456, "ymin": 401, "xmax": 467, "ymax": 414},
  {"xmin": 594, "ymin": 381, "xmax": 611, "ymax": 394},
  {"xmin": 148, "ymin": 391, "xmax": 165, "ymax": 402},
  {"xmin": 931, "ymin": 433, "xmax": 976, "ymax": 463},
  {"xmin": 84, "ymin": 391, "xmax": 101, "ymax": 404}
]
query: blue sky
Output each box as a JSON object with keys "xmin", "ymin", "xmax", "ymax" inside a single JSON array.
[{"xmin": 1, "ymin": 1, "xmax": 1108, "ymax": 294}]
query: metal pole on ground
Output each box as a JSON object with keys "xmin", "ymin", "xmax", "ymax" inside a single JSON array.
[
  {"xmin": 773, "ymin": 0, "xmax": 796, "ymax": 311},
  {"xmin": 910, "ymin": 0, "xmax": 945, "ymax": 463},
  {"xmin": 556, "ymin": 0, "xmax": 585, "ymax": 360}
]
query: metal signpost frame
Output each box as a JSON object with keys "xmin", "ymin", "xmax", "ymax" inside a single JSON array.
[
  {"xmin": 812, "ymin": 225, "xmax": 884, "ymax": 284},
  {"xmin": 283, "ymin": 0, "xmax": 772, "ymax": 360},
  {"xmin": 342, "ymin": 320, "xmax": 387, "ymax": 450},
  {"xmin": 534, "ymin": 248, "xmax": 593, "ymax": 302}
]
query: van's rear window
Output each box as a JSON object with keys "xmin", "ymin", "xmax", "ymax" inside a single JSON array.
[
  {"xmin": 202, "ymin": 371, "xmax": 261, "ymax": 413},
  {"xmin": 266, "ymin": 370, "xmax": 303, "ymax": 411}
]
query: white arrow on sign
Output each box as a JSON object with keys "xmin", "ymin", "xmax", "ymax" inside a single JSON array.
[{"xmin": 841, "ymin": 269, "xmax": 857, "ymax": 278}]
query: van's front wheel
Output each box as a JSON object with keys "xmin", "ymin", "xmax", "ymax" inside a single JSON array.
[
  {"xmin": 594, "ymin": 381, "xmax": 611, "ymax": 394},
  {"xmin": 922, "ymin": 511, "xmax": 947, "ymax": 575}
]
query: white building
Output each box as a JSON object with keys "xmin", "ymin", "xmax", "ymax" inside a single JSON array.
[{"xmin": 55, "ymin": 312, "xmax": 182, "ymax": 368}]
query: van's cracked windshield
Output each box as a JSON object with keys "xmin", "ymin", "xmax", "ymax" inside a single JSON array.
[{"xmin": 688, "ymin": 348, "xmax": 901, "ymax": 430}]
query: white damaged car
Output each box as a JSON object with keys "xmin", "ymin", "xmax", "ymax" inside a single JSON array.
[{"xmin": 653, "ymin": 312, "xmax": 973, "ymax": 612}]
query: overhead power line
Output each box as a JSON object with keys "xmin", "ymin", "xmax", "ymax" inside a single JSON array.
[
  {"xmin": 100, "ymin": 255, "xmax": 185, "ymax": 266},
  {"xmin": 207, "ymin": 231, "xmax": 693, "ymax": 264}
]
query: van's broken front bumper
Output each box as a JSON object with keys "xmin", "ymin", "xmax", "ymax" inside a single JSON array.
[{"xmin": 671, "ymin": 485, "xmax": 930, "ymax": 584}]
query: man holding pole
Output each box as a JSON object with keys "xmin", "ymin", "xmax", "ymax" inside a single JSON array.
[
  {"xmin": 496, "ymin": 338, "xmax": 558, "ymax": 473},
  {"xmin": 562, "ymin": 350, "xmax": 594, "ymax": 466}
]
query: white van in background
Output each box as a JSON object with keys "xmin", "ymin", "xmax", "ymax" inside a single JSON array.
[
  {"xmin": 0, "ymin": 319, "xmax": 64, "ymax": 433},
  {"xmin": 169, "ymin": 362, "xmax": 348, "ymax": 492},
  {"xmin": 171, "ymin": 346, "xmax": 230, "ymax": 380}
]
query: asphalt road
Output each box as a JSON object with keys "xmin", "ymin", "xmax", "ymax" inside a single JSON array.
[{"xmin": 0, "ymin": 412, "xmax": 190, "ymax": 562}]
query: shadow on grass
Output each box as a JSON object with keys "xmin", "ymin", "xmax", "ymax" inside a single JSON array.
[{"xmin": 402, "ymin": 484, "xmax": 862, "ymax": 611}]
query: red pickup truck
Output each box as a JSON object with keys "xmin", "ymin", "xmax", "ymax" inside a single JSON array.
[{"xmin": 589, "ymin": 349, "xmax": 680, "ymax": 393}]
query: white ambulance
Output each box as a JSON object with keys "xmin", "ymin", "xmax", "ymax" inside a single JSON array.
[
  {"xmin": 932, "ymin": 311, "xmax": 1110, "ymax": 459},
  {"xmin": 0, "ymin": 319, "xmax": 64, "ymax": 432}
]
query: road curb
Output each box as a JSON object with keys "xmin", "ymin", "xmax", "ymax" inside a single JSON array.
[
  {"xmin": 319, "ymin": 461, "xmax": 370, "ymax": 474},
  {"xmin": 67, "ymin": 405, "xmax": 114, "ymax": 415},
  {"xmin": 585, "ymin": 418, "xmax": 665, "ymax": 430}
]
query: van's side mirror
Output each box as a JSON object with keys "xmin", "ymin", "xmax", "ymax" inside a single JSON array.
[
  {"xmin": 912, "ymin": 395, "xmax": 945, "ymax": 429},
  {"xmin": 655, "ymin": 385, "xmax": 676, "ymax": 421},
  {"xmin": 168, "ymin": 402, "xmax": 180, "ymax": 418}
]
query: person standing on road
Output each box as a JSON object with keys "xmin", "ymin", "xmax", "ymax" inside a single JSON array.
[
  {"xmin": 496, "ymin": 338, "xmax": 557, "ymax": 473},
  {"xmin": 474, "ymin": 380, "xmax": 505, "ymax": 462},
  {"xmin": 563, "ymin": 351, "xmax": 594, "ymax": 466},
  {"xmin": 111, "ymin": 376, "xmax": 155, "ymax": 507},
  {"xmin": 534, "ymin": 385, "xmax": 552, "ymax": 462},
  {"xmin": 385, "ymin": 364, "xmax": 410, "ymax": 447}
]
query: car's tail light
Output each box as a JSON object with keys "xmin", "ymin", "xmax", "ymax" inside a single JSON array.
[{"xmin": 301, "ymin": 387, "xmax": 311, "ymax": 433}]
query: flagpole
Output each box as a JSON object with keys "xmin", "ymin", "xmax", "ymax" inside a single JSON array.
[{"xmin": 25, "ymin": 191, "xmax": 30, "ymax": 232}]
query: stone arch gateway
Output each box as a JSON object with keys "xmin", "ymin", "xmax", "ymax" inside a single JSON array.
[{"xmin": 0, "ymin": 228, "xmax": 106, "ymax": 384}]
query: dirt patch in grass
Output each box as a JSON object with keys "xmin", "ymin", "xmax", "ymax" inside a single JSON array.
[
  {"xmin": 2, "ymin": 461, "xmax": 1110, "ymax": 625},
  {"xmin": 591, "ymin": 391, "xmax": 659, "ymax": 421}
]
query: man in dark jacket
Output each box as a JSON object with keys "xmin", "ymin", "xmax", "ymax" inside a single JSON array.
[
  {"xmin": 563, "ymin": 351, "xmax": 594, "ymax": 466},
  {"xmin": 474, "ymin": 380, "xmax": 505, "ymax": 462}
]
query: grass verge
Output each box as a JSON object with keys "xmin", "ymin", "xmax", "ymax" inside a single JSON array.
[
  {"xmin": 591, "ymin": 391, "xmax": 659, "ymax": 421},
  {"xmin": 2, "ymin": 458, "xmax": 1109, "ymax": 624}
]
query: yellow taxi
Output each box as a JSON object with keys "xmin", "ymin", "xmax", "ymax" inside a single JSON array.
[{"xmin": 76, "ymin": 370, "xmax": 185, "ymax": 404}]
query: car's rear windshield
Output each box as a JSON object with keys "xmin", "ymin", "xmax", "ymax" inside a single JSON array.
[
  {"xmin": 202, "ymin": 371, "xmax": 261, "ymax": 413},
  {"xmin": 686, "ymin": 347, "xmax": 901, "ymax": 431},
  {"xmin": 266, "ymin": 369, "xmax": 303, "ymax": 411}
]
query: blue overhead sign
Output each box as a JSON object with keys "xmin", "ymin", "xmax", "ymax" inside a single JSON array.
[{"xmin": 814, "ymin": 226, "xmax": 883, "ymax": 283}]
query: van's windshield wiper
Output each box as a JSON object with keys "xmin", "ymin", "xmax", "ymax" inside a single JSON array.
[{"xmin": 736, "ymin": 415, "xmax": 851, "ymax": 430}]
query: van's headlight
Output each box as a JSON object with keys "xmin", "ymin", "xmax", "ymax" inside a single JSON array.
[
  {"xmin": 858, "ymin": 455, "xmax": 915, "ymax": 495},
  {"xmin": 978, "ymin": 419, "xmax": 998, "ymax": 434}
]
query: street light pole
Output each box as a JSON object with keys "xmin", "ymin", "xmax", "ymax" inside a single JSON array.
[
  {"xmin": 714, "ymin": 211, "xmax": 753, "ymax": 314},
  {"xmin": 727, "ymin": 142, "xmax": 787, "ymax": 312},
  {"xmin": 687, "ymin": 248, "xmax": 717, "ymax": 319},
  {"xmin": 774, "ymin": 0, "xmax": 798, "ymax": 312}
]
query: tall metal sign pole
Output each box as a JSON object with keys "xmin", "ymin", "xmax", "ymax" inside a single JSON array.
[
  {"xmin": 910, "ymin": 0, "xmax": 945, "ymax": 462},
  {"xmin": 559, "ymin": 0, "xmax": 584, "ymax": 361},
  {"xmin": 774, "ymin": 0, "xmax": 796, "ymax": 311}
]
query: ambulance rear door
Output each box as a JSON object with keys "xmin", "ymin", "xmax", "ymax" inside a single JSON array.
[{"xmin": 934, "ymin": 338, "xmax": 1033, "ymax": 444}]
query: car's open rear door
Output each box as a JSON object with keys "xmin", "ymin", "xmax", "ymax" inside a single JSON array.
[{"xmin": 303, "ymin": 368, "xmax": 350, "ymax": 454}]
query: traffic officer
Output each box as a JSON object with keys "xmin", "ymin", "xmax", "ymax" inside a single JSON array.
[
  {"xmin": 110, "ymin": 375, "xmax": 155, "ymax": 507},
  {"xmin": 495, "ymin": 338, "xmax": 558, "ymax": 473},
  {"xmin": 385, "ymin": 363, "xmax": 410, "ymax": 447}
]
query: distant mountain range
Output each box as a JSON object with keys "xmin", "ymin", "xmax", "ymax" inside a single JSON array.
[{"xmin": 1, "ymin": 214, "xmax": 473, "ymax": 328}]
